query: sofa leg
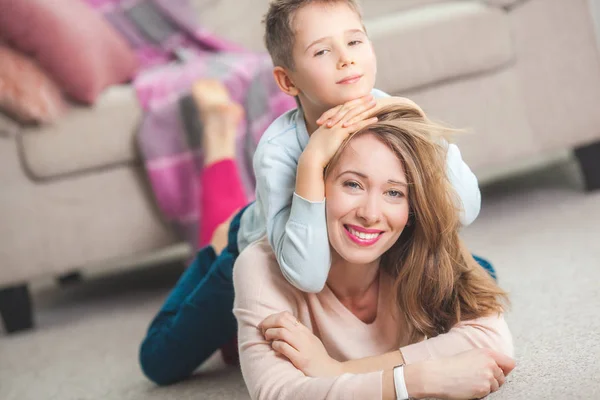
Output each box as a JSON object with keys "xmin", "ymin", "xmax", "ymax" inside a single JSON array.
[
  {"xmin": 574, "ymin": 140, "xmax": 600, "ymax": 191},
  {"xmin": 56, "ymin": 271, "xmax": 83, "ymax": 286},
  {"xmin": 0, "ymin": 284, "xmax": 34, "ymax": 334}
]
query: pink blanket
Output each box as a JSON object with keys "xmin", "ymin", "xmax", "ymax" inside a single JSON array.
[{"xmin": 86, "ymin": 0, "xmax": 295, "ymax": 247}]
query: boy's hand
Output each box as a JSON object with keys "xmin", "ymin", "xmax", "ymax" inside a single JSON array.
[
  {"xmin": 342, "ymin": 96, "xmax": 425, "ymax": 127},
  {"xmin": 316, "ymin": 94, "xmax": 377, "ymax": 128},
  {"xmin": 304, "ymin": 112, "xmax": 378, "ymax": 168}
]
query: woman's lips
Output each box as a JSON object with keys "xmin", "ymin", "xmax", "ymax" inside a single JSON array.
[
  {"xmin": 344, "ymin": 224, "xmax": 383, "ymax": 246},
  {"xmin": 337, "ymin": 74, "xmax": 363, "ymax": 85}
]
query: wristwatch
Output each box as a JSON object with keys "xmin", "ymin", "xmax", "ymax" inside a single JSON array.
[{"xmin": 393, "ymin": 363, "xmax": 410, "ymax": 400}]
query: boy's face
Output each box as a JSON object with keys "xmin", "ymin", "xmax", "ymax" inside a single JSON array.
[{"xmin": 287, "ymin": 2, "xmax": 377, "ymax": 110}]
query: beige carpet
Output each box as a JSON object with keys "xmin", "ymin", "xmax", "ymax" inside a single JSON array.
[{"xmin": 1, "ymin": 158, "xmax": 599, "ymax": 400}]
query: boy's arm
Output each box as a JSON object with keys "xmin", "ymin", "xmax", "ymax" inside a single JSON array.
[
  {"xmin": 254, "ymin": 103, "xmax": 379, "ymax": 293},
  {"xmin": 254, "ymin": 139, "xmax": 331, "ymax": 293},
  {"xmin": 444, "ymin": 141, "xmax": 481, "ymax": 226}
]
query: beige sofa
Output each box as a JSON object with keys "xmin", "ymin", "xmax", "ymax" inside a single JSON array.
[{"xmin": 1, "ymin": 0, "xmax": 599, "ymax": 333}]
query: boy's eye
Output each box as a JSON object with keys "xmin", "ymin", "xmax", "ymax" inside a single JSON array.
[{"xmin": 314, "ymin": 49, "xmax": 329, "ymax": 57}]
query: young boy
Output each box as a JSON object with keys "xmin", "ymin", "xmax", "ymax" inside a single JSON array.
[{"xmin": 237, "ymin": 0, "xmax": 481, "ymax": 292}]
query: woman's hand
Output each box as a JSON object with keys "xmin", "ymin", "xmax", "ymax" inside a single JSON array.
[
  {"xmin": 258, "ymin": 311, "xmax": 343, "ymax": 378},
  {"xmin": 406, "ymin": 348, "xmax": 516, "ymax": 399}
]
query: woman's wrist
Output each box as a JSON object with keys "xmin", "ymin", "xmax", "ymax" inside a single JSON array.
[{"xmin": 403, "ymin": 363, "xmax": 429, "ymax": 399}]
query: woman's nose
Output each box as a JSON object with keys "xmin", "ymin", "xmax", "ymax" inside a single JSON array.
[{"xmin": 356, "ymin": 195, "xmax": 381, "ymax": 224}]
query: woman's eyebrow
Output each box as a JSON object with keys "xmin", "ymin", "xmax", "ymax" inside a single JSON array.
[
  {"xmin": 336, "ymin": 170, "xmax": 367, "ymax": 180},
  {"xmin": 336, "ymin": 170, "xmax": 407, "ymax": 186},
  {"xmin": 387, "ymin": 180, "xmax": 408, "ymax": 188}
]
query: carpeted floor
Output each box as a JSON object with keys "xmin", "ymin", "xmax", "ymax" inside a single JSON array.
[{"xmin": 1, "ymin": 158, "xmax": 599, "ymax": 400}]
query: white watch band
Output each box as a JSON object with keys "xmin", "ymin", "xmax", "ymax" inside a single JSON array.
[{"xmin": 393, "ymin": 364, "xmax": 410, "ymax": 400}]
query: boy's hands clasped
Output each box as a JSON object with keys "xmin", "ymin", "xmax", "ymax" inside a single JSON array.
[
  {"xmin": 303, "ymin": 94, "xmax": 379, "ymax": 169},
  {"xmin": 303, "ymin": 94, "xmax": 425, "ymax": 169}
]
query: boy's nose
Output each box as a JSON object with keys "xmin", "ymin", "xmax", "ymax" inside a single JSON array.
[{"xmin": 337, "ymin": 52, "xmax": 355, "ymax": 69}]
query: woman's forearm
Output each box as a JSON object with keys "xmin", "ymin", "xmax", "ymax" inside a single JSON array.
[{"xmin": 341, "ymin": 350, "xmax": 405, "ymax": 375}]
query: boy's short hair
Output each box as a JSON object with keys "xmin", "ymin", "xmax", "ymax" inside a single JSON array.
[{"xmin": 263, "ymin": 0, "xmax": 363, "ymax": 70}]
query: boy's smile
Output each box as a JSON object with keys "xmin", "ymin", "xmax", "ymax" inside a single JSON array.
[{"xmin": 283, "ymin": 2, "xmax": 377, "ymax": 118}]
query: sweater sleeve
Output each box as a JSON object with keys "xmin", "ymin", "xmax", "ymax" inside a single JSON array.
[
  {"xmin": 400, "ymin": 314, "xmax": 514, "ymax": 364},
  {"xmin": 233, "ymin": 241, "xmax": 383, "ymax": 400},
  {"xmin": 254, "ymin": 138, "xmax": 331, "ymax": 293}
]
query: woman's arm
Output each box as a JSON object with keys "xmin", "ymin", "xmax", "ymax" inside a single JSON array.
[
  {"xmin": 340, "ymin": 313, "xmax": 512, "ymax": 375},
  {"xmin": 233, "ymin": 240, "xmax": 384, "ymax": 400},
  {"xmin": 258, "ymin": 310, "xmax": 515, "ymax": 399}
]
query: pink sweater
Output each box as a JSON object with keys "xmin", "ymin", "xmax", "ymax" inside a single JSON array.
[{"xmin": 233, "ymin": 239, "xmax": 514, "ymax": 400}]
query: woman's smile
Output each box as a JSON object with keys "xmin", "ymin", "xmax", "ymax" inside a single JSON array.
[{"xmin": 343, "ymin": 224, "xmax": 383, "ymax": 246}]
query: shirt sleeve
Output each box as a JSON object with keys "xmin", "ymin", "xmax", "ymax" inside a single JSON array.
[
  {"xmin": 372, "ymin": 88, "xmax": 481, "ymax": 226},
  {"xmin": 400, "ymin": 314, "xmax": 514, "ymax": 364},
  {"xmin": 253, "ymin": 140, "xmax": 331, "ymax": 293},
  {"xmin": 233, "ymin": 241, "xmax": 383, "ymax": 400},
  {"xmin": 445, "ymin": 141, "xmax": 481, "ymax": 226}
]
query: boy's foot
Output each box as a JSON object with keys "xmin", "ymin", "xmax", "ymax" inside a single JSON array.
[
  {"xmin": 192, "ymin": 80, "xmax": 244, "ymax": 166},
  {"xmin": 192, "ymin": 79, "xmax": 231, "ymax": 111}
]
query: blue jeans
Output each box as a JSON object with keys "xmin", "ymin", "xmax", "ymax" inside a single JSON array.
[
  {"xmin": 139, "ymin": 205, "xmax": 497, "ymax": 385},
  {"xmin": 139, "ymin": 206, "xmax": 246, "ymax": 385}
]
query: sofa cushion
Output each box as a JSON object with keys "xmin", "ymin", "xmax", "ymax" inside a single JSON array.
[
  {"xmin": 190, "ymin": 0, "xmax": 455, "ymax": 51},
  {"xmin": 19, "ymin": 86, "xmax": 141, "ymax": 180},
  {"xmin": 0, "ymin": 0, "xmax": 138, "ymax": 104},
  {"xmin": 367, "ymin": 1, "xmax": 513, "ymax": 94},
  {"xmin": 361, "ymin": 0, "xmax": 454, "ymax": 19}
]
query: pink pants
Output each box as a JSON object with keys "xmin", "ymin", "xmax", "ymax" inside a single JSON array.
[{"xmin": 198, "ymin": 159, "xmax": 248, "ymax": 248}]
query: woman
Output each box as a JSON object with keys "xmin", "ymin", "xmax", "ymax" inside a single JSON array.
[{"xmin": 233, "ymin": 105, "xmax": 514, "ymax": 399}]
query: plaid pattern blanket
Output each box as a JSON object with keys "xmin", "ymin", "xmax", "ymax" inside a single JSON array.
[{"xmin": 86, "ymin": 0, "xmax": 295, "ymax": 247}]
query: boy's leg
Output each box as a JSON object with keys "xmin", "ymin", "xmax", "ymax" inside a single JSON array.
[{"xmin": 139, "ymin": 206, "xmax": 247, "ymax": 386}]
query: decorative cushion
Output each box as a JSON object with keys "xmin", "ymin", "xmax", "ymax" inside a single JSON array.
[
  {"xmin": 0, "ymin": 44, "xmax": 66, "ymax": 124},
  {"xmin": 0, "ymin": 0, "xmax": 138, "ymax": 104}
]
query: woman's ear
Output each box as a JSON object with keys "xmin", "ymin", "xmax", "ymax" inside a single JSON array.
[{"xmin": 273, "ymin": 66, "xmax": 300, "ymax": 97}]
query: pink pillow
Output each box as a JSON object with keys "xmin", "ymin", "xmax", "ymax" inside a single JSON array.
[
  {"xmin": 0, "ymin": 0, "xmax": 138, "ymax": 104},
  {"xmin": 0, "ymin": 45, "xmax": 66, "ymax": 124}
]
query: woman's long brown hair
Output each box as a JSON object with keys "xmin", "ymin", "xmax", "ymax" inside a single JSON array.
[{"xmin": 326, "ymin": 104, "xmax": 509, "ymax": 343}]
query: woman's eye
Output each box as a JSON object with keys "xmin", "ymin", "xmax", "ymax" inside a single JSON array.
[
  {"xmin": 343, "ymin": 181, "xmax": 361, "ymax": 190},
  {"xmin": 348, "ymin": 40, "xmax": 362, "ymax": 46},
  {"xmin": 387, "ymin": 190, "xmax": 405, "ymax": 198},
  {"xmin": 314, "ymin": 49, "xmax": 329, "ymax": 57}
]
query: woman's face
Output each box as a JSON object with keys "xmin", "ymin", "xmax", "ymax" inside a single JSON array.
[{"xmin": 325, "ymin": 133, "xmax": 410, "ymax": 266}]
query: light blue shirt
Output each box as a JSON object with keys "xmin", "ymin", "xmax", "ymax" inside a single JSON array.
[{"xmin": 237, "ymin": 89, "xmax": 481, "ymax": 293}]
